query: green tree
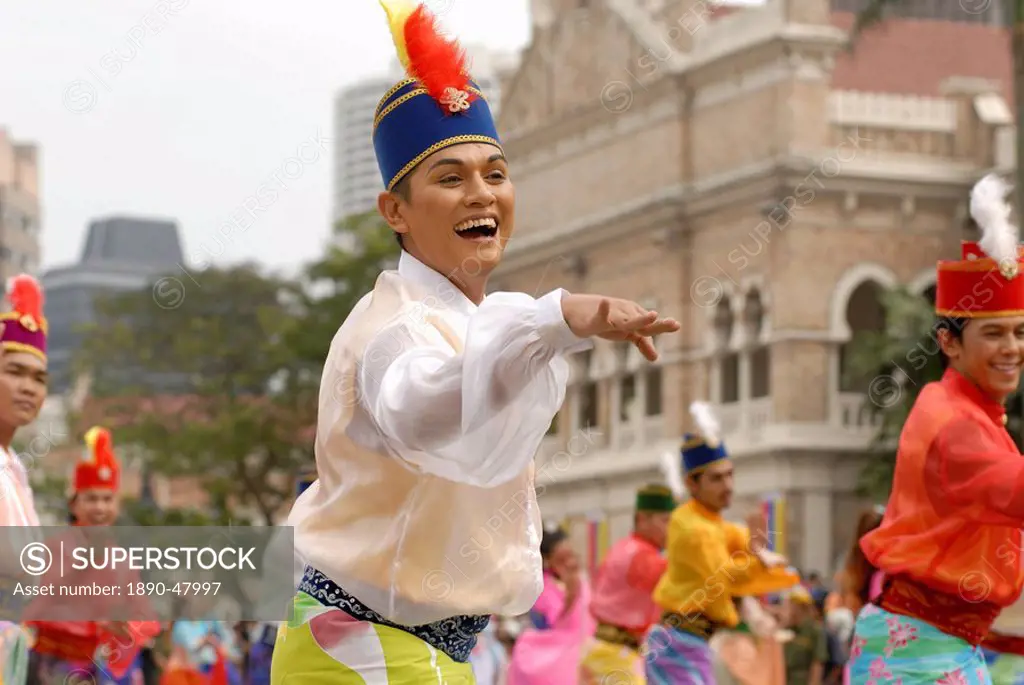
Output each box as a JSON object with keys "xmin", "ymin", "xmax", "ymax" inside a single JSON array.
[
  {"xmin": 844, "ymin": 286, "xmax": 1024, "ymax": 497},
  {"xmin": 842, "ymin": 287, "xmax": 942, "ymax": 498},
  {"xmin": 74, "ymin": 264, "xmax": 313, "ymax": 525},
  {"xmin": 284, "ymin": 210, "xmax": 400, "ymax": 383}
]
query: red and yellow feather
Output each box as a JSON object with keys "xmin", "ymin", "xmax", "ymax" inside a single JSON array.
[
  {"xmin": 6, "ymin": 274, "xmax": 43, "ymax": 321},
  {"xmin": 380, "ymin": 0, "xmax": 476, "ymax": 111}
]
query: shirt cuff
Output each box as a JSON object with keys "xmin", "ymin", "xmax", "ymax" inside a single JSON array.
[{"xmin": 537, "ymin": 289, "xmax": 593, "ymax": 354}]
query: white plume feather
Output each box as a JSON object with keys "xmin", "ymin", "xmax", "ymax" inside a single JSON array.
[
  {"xmin": 971, "ymin": 174, "xmax": 1019, "ymax": 268},
  {"xmin": 660, "ymin": 451, "xmax": 685, "ymax": 500},
  {"xmin": 689, "ymin": 401, "xmax": 721, "ymax": 447}
]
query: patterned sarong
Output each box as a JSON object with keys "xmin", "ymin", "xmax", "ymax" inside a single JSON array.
[
  {"xmin": 26, "ymin": 652, "xmax": 97, "ymax": 685},
  {"xmin": 580, "ymin": 637, "xmax": 644, "ymax": 684},
  {"xmin": 990, "ymin": 653, "xmax": 1024, "ymax": 685},
  {"xmin": 643, "ymin": 624, "xmax": 715, "ymax": 685},
  {"xmin": 0, "ymin": 622, "xmax": 29, "ymax": 685},
  {"xmin": 270, "ymin": 592, "xmax": 476, "ymax": 684},
  {"xmin": 849, "ymin": 605, "xmax": 993, "ymax": 684}
]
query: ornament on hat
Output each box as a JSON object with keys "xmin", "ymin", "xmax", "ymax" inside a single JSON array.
[{"xmin": 935, "ymin": 174, "xmax": 1024, "ymax": 318}]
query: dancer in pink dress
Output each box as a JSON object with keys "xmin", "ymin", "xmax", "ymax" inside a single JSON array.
[{"xmin": 508, "ymin": 526, "xmax": 595, "ymax": 685}]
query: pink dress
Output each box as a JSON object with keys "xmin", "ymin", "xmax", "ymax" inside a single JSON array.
[{"xmin": 507, "ymin": 572, "xmax": 595, "ymax": 685}]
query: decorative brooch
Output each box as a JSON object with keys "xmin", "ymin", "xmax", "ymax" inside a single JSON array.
[
  {"xmin": 440, "ymin": 87, "xmax": 471, "ymax": 113},
  {"xmin": 19, "ymin": 315, "xmax": 37, "ymax": 332},
  {"xmin": 1000, "ymin": 259, "xmax": 1019, "ymax": 280}
]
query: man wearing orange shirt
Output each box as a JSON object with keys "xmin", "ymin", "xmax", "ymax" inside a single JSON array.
[{"xmin": 849, "ymin": 174, "xmax": 1024, "ymax": 684}]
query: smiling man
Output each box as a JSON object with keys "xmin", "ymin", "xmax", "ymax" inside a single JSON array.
[
  {"xmin": 848, "ymin": 174, "xmax": 1024, "ymax": 685},
  {"xmin": 0, "ymin": 275, "xmax": 49, "ymax": 685},
  {"xmin": 270, "ymin": 1, "xmax": 680, "ymax": 683}
]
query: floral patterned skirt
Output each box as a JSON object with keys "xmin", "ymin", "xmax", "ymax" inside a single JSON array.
[{"xmin": 849, "ymin": 605, "xmax": 992, "ymax": 684}]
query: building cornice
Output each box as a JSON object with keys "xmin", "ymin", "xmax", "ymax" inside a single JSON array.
[
  {"xmin": 537, "ymin": 425, "xmax": 874, "ymax": 491},
  {"xmin": 502, "ymin": 153, "xmax": 977, "ymax": 274},
  {"xmin": 497, "ymin": 185, "xmax": 685, "ymax": 274}
]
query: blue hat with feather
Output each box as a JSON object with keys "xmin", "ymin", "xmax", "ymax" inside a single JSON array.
[
  {"xmin": 374, "ymin": 0, "xmax": 501, "ymax": 191},
  {"xmin": 682, "ymin": 401, "xmax": 729, "ymax": 474}
]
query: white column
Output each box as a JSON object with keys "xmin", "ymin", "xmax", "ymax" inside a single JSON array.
[
  {"xmin": 738, "ymin": 351, "xmax": 752, "ymax": 432},
  {"xmin": 800, "ymin": 491, "xmax": 834, "ymax": 576},
  {"xmin": 710, "ymin": 357, "xmax": 722, "ymax": 403},
  {"xmin": 610, "ymin": 374, "xmax": 622, "ymax": 447},
  {"xmin": 828, "ymin": 344, "xmax": 841, "ymax": 425}
]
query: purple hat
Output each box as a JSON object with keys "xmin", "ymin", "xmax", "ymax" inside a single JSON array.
[{"xmin": 0, "ymin": 275, "xmax": 47, "ymax": 362}]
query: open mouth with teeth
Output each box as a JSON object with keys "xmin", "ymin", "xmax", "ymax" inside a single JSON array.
[{"xmin": 454, "ymin": 217, "xmax": 499, "ymax": 240}]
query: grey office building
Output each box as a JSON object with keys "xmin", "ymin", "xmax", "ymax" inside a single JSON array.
[{"xmin": 42, "ymin": 217, "xmax": 185, "ymax": 394}]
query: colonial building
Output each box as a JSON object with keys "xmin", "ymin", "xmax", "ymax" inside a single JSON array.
[{"xmin": 493, "ymin": 0, "xmax": 1013, "ymax": 574}]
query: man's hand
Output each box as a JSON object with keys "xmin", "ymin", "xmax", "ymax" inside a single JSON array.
[
  {"xmin": 745, "ymin": 510, "xmax": 768, "ymax": 548},
  {"xmin": 561, "ymin": 294, "xmax": 680, "ymax": 361}
]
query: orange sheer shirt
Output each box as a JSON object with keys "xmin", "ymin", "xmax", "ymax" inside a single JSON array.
[{"xmin": 861, "ymin": 368, "xmax": 1024, "ymax": 608}]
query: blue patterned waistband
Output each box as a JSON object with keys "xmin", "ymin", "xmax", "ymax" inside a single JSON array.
[{"xmin": 298, "ymin": 566, "xmax": 490, "ymax": 663}]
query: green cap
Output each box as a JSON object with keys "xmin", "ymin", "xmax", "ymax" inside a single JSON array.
[{"xmin": 636, "ymin": 484, "xmax": 676, "ymax": 512}]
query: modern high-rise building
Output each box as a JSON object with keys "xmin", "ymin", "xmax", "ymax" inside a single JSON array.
[
  {"xmin": 42, "ymin": 216, "xmax": 186, "ymax": 394},
  {"xmin": 0, "ymin": 129, "xmax": 42, "ymax": 280},
  {"xmin": 331, "ymin": 46, "xmax": 520, "ymax": 226}
]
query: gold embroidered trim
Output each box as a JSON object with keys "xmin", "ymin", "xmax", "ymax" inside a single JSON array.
[
  {"xmin": 685, "ymin": 455, "xmax": 729, "ymax": 475},
  {"xmin": 374, "ymin": 78, "xmax": 417, "ymax": 116},
  {"xmin": 373, "ymin": 86, "xmax": 486, "ymax": 132},
  {"xmin": 1, "ymin": 341, "xmax": 46, "ymax": 362},
  {"xmin": 935, "ymin": 308, "xmax": 1024, "ymax": 318},
  {"xmin": 386, "ymin": 134, "xmax": 502, "ymax": 190},
  {"xmin": 938, "ymin": 259, "xmax": 1024, "ymax": 272},
  {"xmin": 374, "ymin": 89, "xmax": 428, "ymax": 130},
  {"xmin": 0, "ymin": 311, "xmax": 48, "ymax": 334}
]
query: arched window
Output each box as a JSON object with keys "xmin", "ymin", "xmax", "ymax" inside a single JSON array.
[
  {"xmin": 575, "ymin": 348, "xmax": 599, "ymax": 430},
  {"xmin": 715, "ymin": 295, "xmax": 739, "ymax": 403},
  {"xmin": 745, "ymin": 289, "xmax": 770, "ymax": 398},
  {"xmin": 839, "ymin": 281, "xmax": 887, "ymax": 392}
]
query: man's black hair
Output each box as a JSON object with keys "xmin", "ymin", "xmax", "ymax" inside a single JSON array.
[
  {"xmin": 540, "ymin": 526, "xmax": 568, "ymax": 561},
  {"xmin": 936, "ymin": 316, "xmax": 969, "ymax": 369}
]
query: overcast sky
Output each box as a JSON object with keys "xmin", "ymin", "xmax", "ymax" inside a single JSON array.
[{"xmin": 1, "ymin": 0, "xmax": 531, "ymax": 274}]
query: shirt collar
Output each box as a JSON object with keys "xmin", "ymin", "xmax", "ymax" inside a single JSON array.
[
  {"xmin": 630, "ymin": 532, "xmax": 661, "ymax": 551},
  {"xmin": 942, "ymin": 367, "xmax": 1008, "ymax": 427},
  {"xmin": 397, "ymin": 251, "xmax": 478, "ymax": 317},
  {"xmin": 686, "ymin": 498, "xmax": 723, "ymax": 522}
]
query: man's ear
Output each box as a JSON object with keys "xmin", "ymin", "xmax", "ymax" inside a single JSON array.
[
  {"xmin": 378, "ymin": 191, "xmax": 410, "ymax": 239},
  {"xmin": 938, "ymin": 327, "xmax": 961, "ymax": 361}
]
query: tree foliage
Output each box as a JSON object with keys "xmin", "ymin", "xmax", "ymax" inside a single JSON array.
[
  {"xmin": 284, "ymin": 211, "xmax": 399, "ymax": 378},
  {"xmin": 75, "ymin": 264, "xmax": 312, "ymax": 525},
  {"xmin": 842, "ymin": 288, "xmax": 941, "ymax": 498},
  {"xmin": 71, "ymin": 214, "xmax": 398, "ymax": 525}
]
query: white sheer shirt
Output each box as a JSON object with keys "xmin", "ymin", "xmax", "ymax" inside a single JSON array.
[{"xmin": 355, "ymin": 251, "xmax": 592, "ymax": 487}]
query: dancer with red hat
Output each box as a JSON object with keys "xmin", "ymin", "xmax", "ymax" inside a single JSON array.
[
  {"xmin": 848, "ymin": 174, "xmax": 1024, "ymax": 684},
  {"xmin": 0, "ymin": 275, "xmax": 51, "ymax": 685},
  {"xmin": 26, "ymin": 427, "xmax": 160, "ymax": 685}
]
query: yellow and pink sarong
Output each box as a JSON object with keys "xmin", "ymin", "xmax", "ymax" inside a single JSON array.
[{"xmin": 271, "ymin": 583, "xmax": 482, "ymax": 684}]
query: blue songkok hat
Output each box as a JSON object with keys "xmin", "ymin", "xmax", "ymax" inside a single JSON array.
[
  {"xmin": 373, "ymin": 0, "xmax": 502, "ymax": 191},
  {"xmin": 681, "ymin": 401, "xmax": 729, "ymax": 474}
]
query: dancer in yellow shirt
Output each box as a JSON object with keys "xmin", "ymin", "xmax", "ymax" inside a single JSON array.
[{"xmin": 645, "ymin": 402, "xmax": 796, "ymax": 684}]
